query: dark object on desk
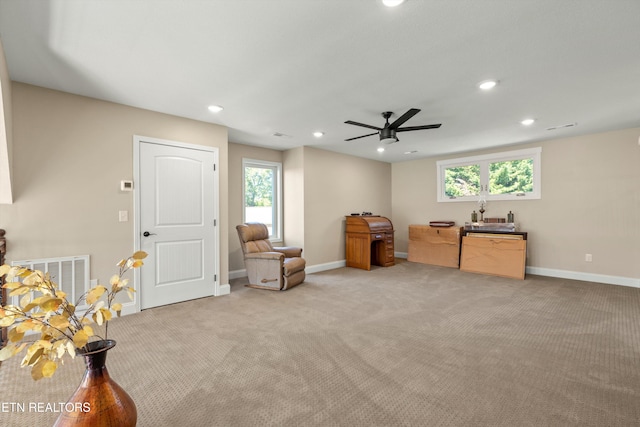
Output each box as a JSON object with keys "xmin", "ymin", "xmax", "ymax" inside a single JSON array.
[
  {"xmin": 429, "ymin": 221, "xmax": 455, "ymax": 227},
  {"xmin": 484, "ymin": 217, "xmax": 506, "ymax": 223},
  {"xmin": 345, "ymin": 216, "xmax": 394, "ymax": 270},
  {"xmin": 350, "ymin": 213, "xmax": 360, "ymax": 216},
  {"xmin": 465, "ymin": 222, "xmax": 516, "ymax": 232}
]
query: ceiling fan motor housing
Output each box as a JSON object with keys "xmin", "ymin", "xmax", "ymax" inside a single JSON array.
[
  {"xmin": 380, "ymin": 127, "xmax": 397, "ymax": 143},
  {"xmin": 344, "ymin": 108, "xmax": 440, "ymax": 143}
]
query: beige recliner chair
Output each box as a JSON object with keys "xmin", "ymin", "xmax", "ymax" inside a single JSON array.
[{"xmin": 236, "ymin": 223, "xmax": 306, "ymax": 290}]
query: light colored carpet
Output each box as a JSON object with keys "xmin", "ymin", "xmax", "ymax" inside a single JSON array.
[{"xmin": 1, "ymin": 259, "xmax": 640, "ymax": 426}]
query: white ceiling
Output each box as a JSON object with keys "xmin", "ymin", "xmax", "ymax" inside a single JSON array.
[{"xmin": 1, "ymin": 0, "xmax": 639, "ymax": 163}]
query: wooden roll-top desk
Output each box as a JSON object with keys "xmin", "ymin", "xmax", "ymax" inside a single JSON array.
[{"xmin": 345, "ymin": 216, "xmax": 395, "ymax": 270}]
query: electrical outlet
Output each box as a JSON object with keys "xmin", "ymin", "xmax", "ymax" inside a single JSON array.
[
  {"xmin": 585, "ymin": 253, "xmax": 593, "ymax": 262},
  {"xmin": 90, "ymin": 279, "xmax": 98, "ymax": 286}
]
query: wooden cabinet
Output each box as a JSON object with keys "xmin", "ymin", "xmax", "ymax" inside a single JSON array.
[
  {"xmin": 459, "ymin": 232, "xmax": 527, "ymax": 279},
  {"xmin": 345, "ymin": 216, "xmax": 394, "ymax": 270},
  {"xmin": 408, "ymin": 225, "xmax": 462, "ymax": 268}
]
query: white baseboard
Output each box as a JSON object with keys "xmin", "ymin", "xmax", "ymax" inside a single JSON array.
[
  {"xmin": 231, "ymin": 258, "xmax": 639, "ymax": 289},
  {"xmin": 216, "ymin": 283, "xmax": 231, "ymax": 296},
  {"xmin": 229, "ymin": 260, "xmax": 346, "ymax": 280},
  {"xmin": 525, "ymin": 266, "xmax": 640, "ymax": 288},
  {"xmin": 229, "ymin": 269, "xmax": 247, "ymax": 280},
  {"xmin": 399, "ymin": 251, "xmax": 638, "ymax": 288},
  {"xmin": 306, "ymin": 260, "xmax": 346, "ymax": 274}
]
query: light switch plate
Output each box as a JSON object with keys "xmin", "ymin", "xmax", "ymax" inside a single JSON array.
[{"xmin": 119, "ymin": 210, "xmax": 128, "ymax": 222}]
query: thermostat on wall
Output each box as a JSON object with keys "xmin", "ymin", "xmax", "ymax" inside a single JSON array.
[{"xmin": 120, "ymin": 180, "xmax": 133, "ymax": 191}]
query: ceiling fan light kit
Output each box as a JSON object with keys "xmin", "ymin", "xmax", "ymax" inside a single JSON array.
[{"xmin": 344, "ymin": 108, "xmax": 441, "ymax": 145}]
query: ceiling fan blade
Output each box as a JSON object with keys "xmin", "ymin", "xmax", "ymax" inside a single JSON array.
[
  {"xmin": 396, "ymin": 124, "xmax": 442, "ymax": 132},
  {"xmin": 388, "ymin": 108, "xmax": 421, "ymax": 129},
  {"xmin": 345, "ymin": 120, "xmax": 382, "ymax": 131},
  {"xmin": 345, "ymin": 132, "xmax": 379, "ymax": 141}
]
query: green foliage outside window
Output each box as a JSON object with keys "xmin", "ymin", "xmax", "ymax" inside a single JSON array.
[
  {"xmin": 489, "ymin": 159, "xmax": 533, "ymax": 194},
  {"xmin": 438, "ymin": 147, "xmax": 540, "ymax": 202},
  {"xmin": 244, "ymin": 167, "xmax": 273, "ymax": 207},
  {"xmin": 444, "ymin": 165, "xmax": 480, "ymax": 197}
]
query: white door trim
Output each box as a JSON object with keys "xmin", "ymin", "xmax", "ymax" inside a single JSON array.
[{"xmin": 133, "ymin": 135, "xmax": 221, "ymax": 312}]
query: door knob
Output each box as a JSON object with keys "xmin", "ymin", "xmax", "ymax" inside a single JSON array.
[{"xmin": 143, "ymin": 231, "xmax": 157, "ymax": 237}]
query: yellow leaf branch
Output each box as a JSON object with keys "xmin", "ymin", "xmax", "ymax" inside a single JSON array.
[{"xmin": 0, "ymin": 251, "xmax": 147, "ymax": 380}]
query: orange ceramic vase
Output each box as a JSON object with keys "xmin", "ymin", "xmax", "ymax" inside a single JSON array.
[{"xmin": 53, "ymin": 340, "xmax": 137, "ymax": 427}]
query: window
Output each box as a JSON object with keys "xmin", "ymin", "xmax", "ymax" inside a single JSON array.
[
  {"xmin": 437, "ymin": 147, "xmax": 541, "ymax": 202},
  {"xmin": 242, "ymin": 158, "xmax": 282, "ymax": 241}
]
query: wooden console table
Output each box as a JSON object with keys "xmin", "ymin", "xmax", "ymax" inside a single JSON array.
[
  {"xmin": 408, "ymin": 225, "xmax": 462, "ymax": 268},
  {"xmin": 459, "ymin": 230, "xmax": 527, "ymax": 279},
  {"xmin": 345, "ymin": 216, "xmax": 394, "ymax": 270}
]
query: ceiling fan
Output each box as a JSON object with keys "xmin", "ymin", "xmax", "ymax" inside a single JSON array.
[{"xmin": 344, "ymin": 108, "xmax": 441, "ymax": 144}]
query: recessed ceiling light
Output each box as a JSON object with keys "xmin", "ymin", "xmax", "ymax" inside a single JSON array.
[
  {"xmin": 404, "ymin": 150, "xmax": 418, "ymax": 155},
  {"xmin": 478, "ymin": 80, "xmax": 497, "ymax": 90},
  {"xmin": 313, "ymin": 131, "xmax": 324, "ymax": 138},
  {"xmin": 377, "ymin": 147, "xmax": 385, "ymax": 153},
  {"xmin": 521, "ymin": 118, "xmax": 535, "ymax": 126},
  {"xmin": 208, "ymin": 105, "xmax": 224, "ymax": 113},
  {"xmin": 382, "ymin": 0, "xmax": 405, "ymax": 7}
]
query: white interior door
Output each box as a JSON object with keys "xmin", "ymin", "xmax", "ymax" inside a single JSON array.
[{"xmin": 138, "ymin": 139, "xmax": 217, "ymax": 309}]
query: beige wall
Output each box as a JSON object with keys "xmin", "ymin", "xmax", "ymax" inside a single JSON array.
[
  {"xmin": 392, "ymin": 127, "xmax": 640, "ymax": 282},
  {"xmin": 282, "ymin": 146, "xmax": 305, "ymax": 251},
  {"xmin": 228, "ymin": 142, "xmax": 283, "ymax": 271},
  {"xmin": 302, "ymin": 146, "xmax": 391, "ymax": 266},
  {"xmin": 13, "ymin": 82, "xmax": 635, "ymax": 287},
  {"xmin": 230, "ymin": 144, "xmax": 392, "ymax": 272},
  {"xmin": 1, "ymin": 82, "xmax": 229, "ymax": 289},
  {"xmin": 0, "ymin": 39, "xmax": 12, "ymax": 203}
]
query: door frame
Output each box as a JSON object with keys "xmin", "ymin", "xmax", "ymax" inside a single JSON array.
[{"xmin": 133, "ymin": 135, "xmax": 222, "ymax": 312}]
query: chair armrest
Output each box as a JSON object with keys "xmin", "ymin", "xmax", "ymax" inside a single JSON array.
[
  {"xmin": 273, "ymin": 246, "xmax": 303, "ymax": 258},
  {"xmin": 245, "ymin": 252, "xmax": 285, "ymax": 261}
]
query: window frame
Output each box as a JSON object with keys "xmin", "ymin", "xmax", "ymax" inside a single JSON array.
[
  {"xmin": 242, "ymin": 158, "xmax": 283, "ymax": 242},
  {"xmin": 436, "ymin": 147, "xmax": 541, "ymax": 202}
]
